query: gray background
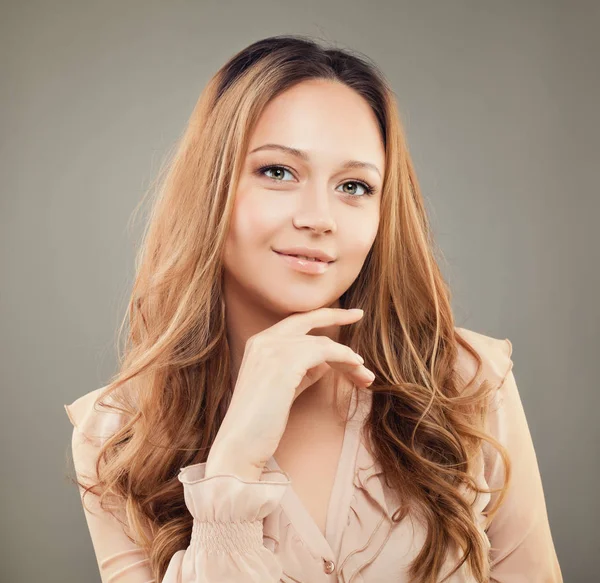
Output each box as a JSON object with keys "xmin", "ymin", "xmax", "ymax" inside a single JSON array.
[{"xmin": 2, "ymin": 1, "xmax": 597, "ymax": 581}]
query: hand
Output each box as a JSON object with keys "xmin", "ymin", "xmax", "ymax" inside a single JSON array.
[{"xmin": 205, "ymin": 307, "xmax": 375, "ymax": 481}]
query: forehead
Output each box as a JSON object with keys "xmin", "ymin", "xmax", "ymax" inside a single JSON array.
[{"xmin": 247, "ymin": 79, "xmax": 385, "ymax": 175}]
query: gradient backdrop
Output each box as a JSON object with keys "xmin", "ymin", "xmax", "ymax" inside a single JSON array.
[{"xmin": 1, "ymin": 1, "xmax": 598, "ymax": 581}]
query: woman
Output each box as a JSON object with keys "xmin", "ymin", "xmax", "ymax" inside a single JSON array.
[{"xmin": 64, "ymin": 35, "xmax": 562, "ymax": 582}]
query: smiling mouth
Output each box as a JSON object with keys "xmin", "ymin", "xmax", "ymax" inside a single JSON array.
[{"xmin": 273, "ymin": 250, "xmax": 334, "ymax": 264}]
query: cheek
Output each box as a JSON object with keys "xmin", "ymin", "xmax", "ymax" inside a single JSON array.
[
  {"xmin": 343, "ymin": 213, "xmax": 379, "ymax": 258},
  {"xmin": 229, "ymin": 190, "xmax": 281, "ymax": 246}
]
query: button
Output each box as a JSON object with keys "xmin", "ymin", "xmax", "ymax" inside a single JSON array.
[{"xmin": 323, "ymin": 558, "xmax": 335, "ymax": 574}]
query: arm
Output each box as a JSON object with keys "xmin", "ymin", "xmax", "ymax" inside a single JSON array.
[
  {"xmin": 68, "ymin": 423, "xmax": 291, "ymax": 582},
  {"xmin": 483, "ymin": 364, "xmax": 563, "ymax": 582}
]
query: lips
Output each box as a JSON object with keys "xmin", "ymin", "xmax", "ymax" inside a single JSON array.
[
  {"xmin": 274, "ymin": 250, "xmax": 333, "ymax": 274},
  {"xmin": 273, "ymin": 250, "xmax": 334, "ymax": 263},
  {"xmin": 277, "ymin": 252, "xmax": 327, "ymax": 263}
]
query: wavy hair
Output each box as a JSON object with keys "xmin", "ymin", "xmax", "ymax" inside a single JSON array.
[{"xmin": 71, "ymin": 34, "xmax": 511, "ymax": 582}]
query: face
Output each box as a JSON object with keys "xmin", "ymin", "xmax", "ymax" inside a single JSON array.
[{"xmin": 223, "ymin": 78, "xmax": 385, "ymax": 319}]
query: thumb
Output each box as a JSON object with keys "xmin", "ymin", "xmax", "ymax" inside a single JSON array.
[{"xmin": 294, "ymin": 362, "xmax": 331, "ymax": 400}]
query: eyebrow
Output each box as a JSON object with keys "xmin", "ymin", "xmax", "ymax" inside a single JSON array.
[{"xmin": 248, "ymin": 143, "xmax": 382, "ymax": 179}]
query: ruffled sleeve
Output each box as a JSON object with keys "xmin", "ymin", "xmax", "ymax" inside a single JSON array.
[
  {"xmin": 169, "ymin": 463, "xmax": 292, "ymax": 581},
  {"xmin": 482, "ymin": 357, "xmax": 563, "ymax": 581},
  {"xmin": 455, "ymin": 328, "xmax": 562, "ymax": 580},
  {"xmin": 65, "ymin": 388, "xmax": 292, "ymax": 582}
]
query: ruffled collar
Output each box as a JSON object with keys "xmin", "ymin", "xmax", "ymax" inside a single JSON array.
[{"xmin": 261, "ymin": 385, "xmax": 406, "ymax": 582}]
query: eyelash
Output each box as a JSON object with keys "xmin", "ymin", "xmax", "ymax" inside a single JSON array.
[{"xmin": 254, "ymin": 163, "xmax": 377, "ymax": 198}]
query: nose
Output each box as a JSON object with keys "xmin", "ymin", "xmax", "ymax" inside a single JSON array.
[{"xmin": 292, "ymin": 189, "xmax": 337, "ymax": 234}]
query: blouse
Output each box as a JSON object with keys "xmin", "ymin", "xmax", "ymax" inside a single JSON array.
[{"xmin": 64, "ymin": 326, "xmax": 563, "ymax": 582}]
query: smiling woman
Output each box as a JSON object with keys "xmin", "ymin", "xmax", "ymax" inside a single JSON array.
[{"xmin": 64, "ymin": 34, "xmax": 562, "ymax": 583}]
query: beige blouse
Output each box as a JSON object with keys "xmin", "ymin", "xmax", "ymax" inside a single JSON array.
[{"xmin": 64, "ymin": 327, "xmax": 563, "ymax": 582}]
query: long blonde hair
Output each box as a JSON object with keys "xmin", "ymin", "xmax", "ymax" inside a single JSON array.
[{"xmin": 71, "ymin": 34, "xmax": 510, "ymax": 582}]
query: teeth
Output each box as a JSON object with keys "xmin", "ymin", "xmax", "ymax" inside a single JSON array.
[{"xmin": 292, "ymin": 254, "xmax": 321, "ymax": 262}]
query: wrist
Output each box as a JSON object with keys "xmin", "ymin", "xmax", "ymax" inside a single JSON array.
[{"xmin": 205, "ymin": 445, "xmax": 264, "ymax": 482}]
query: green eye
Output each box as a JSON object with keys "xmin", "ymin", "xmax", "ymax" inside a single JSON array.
[
  {"xmin": 255, "ymin": 164, "xmax": 377, "ymax": 199},
  {"xmin": 337, "ymin": 181, "xmax": 375, "ymax": 197},
  {"xmin": 260, "ymin": 165, "xmax": 293, "ymax": 182}
]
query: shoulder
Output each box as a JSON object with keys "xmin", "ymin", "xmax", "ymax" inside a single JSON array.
[
  {"xmin": 64, "ymin": 385, "xmax": 128, "ymax": 449},
  {"xmin": 453, "ymin": 326, "xmax": 514, "ymax": 408}
]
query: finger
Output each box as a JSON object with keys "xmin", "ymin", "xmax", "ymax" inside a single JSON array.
[
  {"xmin": 329, "ymin": 359, "xmax": 376, "ymax": 387},
  {"xmin": 272, "ymin": 307, "xmax": 364, "ymax": 336},
  {"xmin": 299, "ymin": 336, "xmax": 375, "ymax": 387}
]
